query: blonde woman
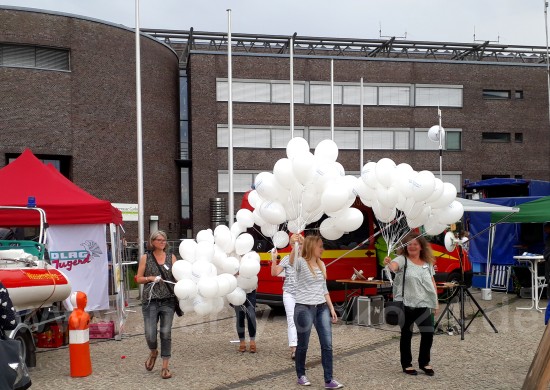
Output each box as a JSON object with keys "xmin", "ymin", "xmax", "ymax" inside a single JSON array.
[
  {"xmin": 287, "ymin": 234, "xmax": 343, "ymax": 389},
  {"xmin": 136, "ymin": 230, "xmax": 178, "ymax": 379}
]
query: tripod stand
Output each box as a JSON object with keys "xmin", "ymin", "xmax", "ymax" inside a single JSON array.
[{"xmin": 434, "ymin": 246, "xmax": 498, "ymax": 340}]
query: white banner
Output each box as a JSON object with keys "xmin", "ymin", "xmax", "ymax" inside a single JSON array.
[{"xmin": 47, "ymin": 224, "xmax": 109, "ymax": 311}]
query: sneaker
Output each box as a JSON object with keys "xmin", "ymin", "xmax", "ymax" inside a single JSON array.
[
  {"xmin": 324, "ymin": 379, "xmax": 344, "ymax": 389},
  {"xmin": 297, "ymin": 375, "xmax": 311, "ymax": 386}
]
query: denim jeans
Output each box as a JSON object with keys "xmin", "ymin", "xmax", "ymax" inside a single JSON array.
[
  {"xmin": 283, "ymin": 291, "xmax": 297, "ymax": 347},
  {"xmin": 142, "ymin": 298, "xmax": 175, "ymax": 358},
  {"xmin": 294, "ymin": 303, "xmax": 333, "ymax": 383},
  {"xmin": 399, "ymin": 306, "xmax": 434, "ymax": 369},
  {"xmin": 234, "ymin": 290, "xmax": 257, "ymax": 340}
]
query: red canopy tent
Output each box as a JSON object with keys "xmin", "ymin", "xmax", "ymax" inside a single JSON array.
[{"xmin": 0, "ymin": 149, "xmax": 122, "ymax": 226}]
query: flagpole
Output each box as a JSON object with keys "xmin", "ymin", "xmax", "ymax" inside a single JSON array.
[
  {"xmin": 360, "ymin": 77, "xmax": 364, "ymax": 170},
  {"xmin": 330, "ymin": 59, "xmax": 334, "ymax": 141},
  {"xmin": 135, "ymin": 0, "xmax": 145, "ymax": 257},
  {"xmin": 290, "ymin": 34, "xmax": 295, "ymax": 138},
  {"xmin": 227, "ymin": 9, "xmax": 234, "ymax": 227}
]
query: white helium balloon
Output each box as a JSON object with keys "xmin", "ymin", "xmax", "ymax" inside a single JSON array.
[
  {"xmin": 254, "ymin": 171, "xmax": 279, "ymax": 201},
  {"xmin": 284, "ymin": 202, "xmax": 300, "ymax": 221},
  {"xmin": 286, "ymin": 137, "xmax": 310, "ymax": 159},
  {"xmin": 403, "ymin": 198, "xmax": 426, "ymax": 220},
  {"xmin": 423, "ymin": 218, "xmax": 447, "ymax": 236},
  {"xmin": 172, "ymin": 260, "xmax": 193, "ymax": 281},
  {"xmin": 242, "ymin": 251, "xmax": 260, "ymax": 263},
  {"xmin": 273, "ymin": 231, "xmax": 290, "ymax": 248},
  {"xmin": 237, "ymin": 275, "xmax": 258, "ymax": 290},
  {"xmin": 287, "ymin": 218, "xmax": 306, "ymax": 234},
  {"xmin": 372, "ymin": 201, "xmax": 396, "ymax": 223},
  {"xmin": 212, "ymin": 297, "xmax": 225, "ymax": 313},
  {"xmin": 191, "ymin": 260, "xmax": 214, "ymax": 281},
  {"xmin": 375, "ymin": 158, "xmax": 396, "ymax": 188},
  {"xmin": 425, "ymin": 178, "xmax": 444, "ymax": 204},
  {"xmin": 302, "ymin": 186, "xmax": 322, "ymax": 213},
  {"xmin": 334, "ymin": 208, "xmax": 364, "ymax": 233},
  {"xmin": 353, "ymin": 177, "xmax": 372, "ymax": 199},
  {"xmin": 219, "ymin": 273, "xmax": 238, "ymax": 294},
  {"xmin": 375, "ymin": 184, "xmax": 399, "ymax": 210},
  {"xmin": 198, "ymin": 276, "xmax": 220, "ymax": 299},
  {"xmin": 429, "ymin": 182, "xmax": 458, "ymax": 209},
  {"xmin": 193, "ymin": 296, "xmax": 214, "ymax": 316},
  {"xmin": 410, "ymin": 171, "xmax": 436, "ymax": 202},
  {"xmin": 179, "ymin": 239, "xmax": 197, "ymax": 263},
  {"xmin": 437, "ymin": 200, "xmax": 464, "ymax": 225},
  {"xmin": 211, "ymin": 246, "xmax": 227, "ymax": 273},
  {"xmin": 292, "ymin": 152, "xmax": 316, "ymax": 185},
  {"xmin": 174, "ymin": 279, "xmax": 198, "ymax": 300},
  {"xmin": 216, "ymin": 274, "xmax": 232, "ymax": 296},
  {"xmin": 361, "ymin": 161, "xmax": 378, "ymax": 189},
  {"xmin": 259, "ymin": 201, "xmax": 287, "ymax": 225},
  {"xmin": 196, "ymin": 229, "xmax": 214, "ymax": 243},
  {"xmin": 314, "ymin": 139, "xmax": 339, "ymax": 162},
  {"xmin": 319, "ymin": 218, "xmax": 344, "ymax": 240},
  {"xmin": 223, "ymin": 256, "xmax": 241, "ymax": 275},
  {"xmin": 195, "ymin": 240, "xmax": 215, "ymax": 263},
  {"xmin": 239, "ymin": 258, "xmax": 261, "ymax": 277},
  {"xmin": 261, "ymin": 223, "xmax": 279, "ymax": 237},
  {"xmin": 273, "ymin": 158, "xmax": 299, "ymax": 190},
  {"xmin": 252, "ymin": 208, "xmax": 267, "ymax": 227},
  {"xmin": 321, "ymin": 185, "xmax": 349, "ymax": 213},
  {"xmin": 226, "ymin": 287, "xmax": 247, "ymax": 306},
  {"xmin": 235, "ymin": 233, "xmax": 254, "ymax": 255},
  {"xmin": 236, "ymin": 208, "xmax": 255, "ymax": 228},
  {"xmin": 230, "ymin": 222, "xmax": 245, "ymax": 238},
  {"xmin": 247, "ymin": 190, "xmax": 262, "ymax": 209},
  {"xmin": 179, "ymin": 298, "xmax": 195, "ymax": 313}
]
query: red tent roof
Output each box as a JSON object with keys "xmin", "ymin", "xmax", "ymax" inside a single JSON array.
[{"xmin": 0, "ymin": 149, "xmax": 122, "ymax": 226}]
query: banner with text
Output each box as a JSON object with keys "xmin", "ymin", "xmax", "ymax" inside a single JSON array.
[{"xmin": 47, "ymin": 224, "xmax": 109, "ymax": 311}]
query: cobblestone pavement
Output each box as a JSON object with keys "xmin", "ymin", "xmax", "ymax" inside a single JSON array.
[{"xmin": 28, "ymin": 290, "xmax": 548, "ymax": 390}]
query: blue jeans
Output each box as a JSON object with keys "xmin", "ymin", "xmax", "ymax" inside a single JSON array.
[
  {"xmin": 142, "ymin": 298, "xmax": 175, "ymax": 358},
  {"xmin": 233, "ymin": 290, "xmax": 257, "ymax": 340},
  {"xmin": 294, "ymin": 303, "xmax": 333, "ymax": 383}
]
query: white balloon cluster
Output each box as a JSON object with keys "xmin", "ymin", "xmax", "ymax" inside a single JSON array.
[
  {"xmin": 246, "ymin": 137, "xmax": 365, "ymax": 241},
  {"xmin": 357, "ymin": 158, "xmax": 464, "ymax": 236},
  {"xmin": 172, "ymin": 226, "xmax": 260, "ymax": 316}
]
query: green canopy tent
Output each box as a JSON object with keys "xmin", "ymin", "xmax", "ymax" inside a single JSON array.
[{"xmin": 490, "ymin": 196, "xmax": 550, "ymax": 224}]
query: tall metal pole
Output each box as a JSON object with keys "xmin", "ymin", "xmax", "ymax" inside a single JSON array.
[
  {"xmin": 330, "ymin": 59, "xmax": 334, "ymax": 141},
  {"xmin": 227, "ymin": 9, "xmax": 234, "ymax": 227},
  {"xmin": 360, "ymin": 77, "xmax": 364, "ymax": 170},
  {"xmin": 438, "ymin": 107, "xmax": 443, "ymax": 180},
  {"xmin": 545, "ymin": 0, "xmax": 550, "ymax": 126},
  {"xmin": 135, "ymin": 0, "xmax": 145, "ymax": 257},
  {"xmin": 290, "ymin": 34, "xmax": 295, "ymax": 138}
]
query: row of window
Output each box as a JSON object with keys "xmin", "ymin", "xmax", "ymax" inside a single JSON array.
[
  {"xmin": 0, "ymin": 44, "xmax": 70, "ymax": 71},
  {"xmin": 216, "ymin": 79, "xmax": 463, "ymax": 107},
  {"xmin": 216, "ymin": 125, "xmax": 462, "ymax": 151},
  {"xmin": 217, "ymin": 170, "xmax": 463, "ymax": 194},
  {"xmin": 482, "ymin": 132, "xmax": 523, "ymax": 143},
  {"xmin": 483, "ymin": 89, "xmax": 523, "ymax": 100}
]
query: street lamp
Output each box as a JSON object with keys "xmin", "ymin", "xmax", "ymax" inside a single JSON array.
[{"xmin": 428, "ymin": 108, "xmax": 445, "ymax": 180}]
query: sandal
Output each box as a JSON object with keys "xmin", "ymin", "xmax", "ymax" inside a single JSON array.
[
  {"xmin": 161, "ymin": 368, "xmax": 172, "ymax": 379},
  {"xmin": 249, "ymin": 340, "xmax": 256, "ymax": 353},
  {"xmin": 145, "ymin": 350, "xmax": 158, "ymax": 371},
  {"xmin": 238, "ymin": 341, "xmax": 246, "ymax": 353}
]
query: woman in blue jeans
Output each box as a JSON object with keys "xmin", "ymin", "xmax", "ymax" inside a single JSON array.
[
  {"xmin": 288, "ymin": 234, "xmax": 344, "ymax": 389},
  {"xmin": 136, "ymin": 230, "xmax": 178, "ymax": 379}
]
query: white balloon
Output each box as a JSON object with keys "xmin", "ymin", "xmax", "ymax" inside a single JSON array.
[
  {"xmin": 376, "ymin": 184, "xmax": 399, "ymax": 210},
  {"xmin": 437, "ymin": 200, "xmax": 464, "ymax": 225},
  {"xmin": 230, "ymin": 222, "xmax": 245, "ymax": 238},
  {"xmin": 319, "ymin": 217, "xmax": 344, "ymax": 240},
  {"xmin": 254, "ymin": 172, "xmax": 279, "ymax": 201},
  {"xmin": 192, "ymin": 261, "xmax": 215, "ymax": 281},
  {"xmin": 252, "ymin": 208, "xmax": 267, "ymax": 227},
  {"xmin": 314, "ymin": 139, "xmax": 339, "ymax": 162},
  {"xmin": 321, "ymin": 185, "xmax": 349, "ymax": 213},
  {"xmin": 259, "ymin": 201, "xmax": 287, "ymax": 225},
  {"xmin": 239, "ymin": 258, "xmax": 261, "ymax": 277},
  {"xmin": 334, "ymin": 208, "xmax": 364, "ymax": 233},
  {"xmin": 247, "ymin": 190, "xmax": 262, "ymax": 209},
  {"xmin": 261, "ymin": 223, "xmax": 279, "ymax": 237},
  {"xmin": 212, "ymin": 297, "xmax": 225, "ymax": 313},
  {"xmin": 193, "ymin": 296, "xmax": 214, "ymax": 316},
  {"xmin": 429, "ymin": 182, "xmax": 457, "ymax": 209},
  {"xmin": 302, "ymin": 186, "xmax": 322, "ymax": 212},
  {"xmin": 423, "ymin": 218, "xmax": 447, "ymax": 236},
  {"xmin": 174, "ymin": 279, "xmax": 198, "ymax": 300},
  {"xmin": 375, "ymin": 158, "xmax": 396, "ymax": 188},
  {"xmin": 287, "ymin": 218, "xmax": 306, "ymax": 234},
  {"xmin": 235, "ymin": 233, "xmax": 254, "ymax": 255},
  {"xmin": 292, "ymin": 152, "xmax": 316, "ymax": 185},
  {"xmin": 226, "ymin": 287, "xmax": 247, "ymax": 306},
  {"xmin": 198, "ymin": 276, "xmax": 220, "ymax": 299},
  {"xmin": 195, "ymin": 240, "xmax": 214, "ymax": 263},
  {"xmin": 410, "ymin": 171, "xmax": 436, "ymax": 202},
  {"xmin": 219, "ymin": 273, "xmax": 238, "ymax": 294},
  {"xmin": 286, "ymin": 137, "xmax": 310, "ymax": 159},
  {"xmin": 236, "ymin": 209, "xmax": 255, "ymax": 228},
  {"xmin": 196, "ymin": 229, "xmax": 214, "ymax": 243},
  {"xmin": 273, "ymin": 231, "xmax": 290, "ymax": 248},
  {"xmin": 273, "ymin": 158, "xmax": 299, "ymax": 190},
  {"xmin": 179, "ymin": 298, "xmax": 195, "ymax": 313},
  {"xmin": 241, "ymin": 251, "xmax": 260, "ymax": 263},
  {"xmin": 216, "ymin": 274, "xmax": 232, "ymax": 296},
  {"xmin": 361, "ymin": 161, "xmax": 378, "ymax": 189},
  {"xmin": 223, "ymin": 256, "xmax": 241, "ymax": 275},
  {"xmin": 179, "ymin": 239, "xmax": 197, "ymax": 263},
  {"xmin": 172, "ymin": 260, "xmax": 193, "ymax": 281},
  {"xmin": 373, "ymin": 201, "xmax": 396, "ymax": 223},
  {"xmin": 425, "ymin": 178, "xmax": 444, "ymax": 204},
  {"xmin": 237, "ymin": 275, "xmax": 258, "ymax": 290},
  {"xmin": 212, "ymin": 246, "xmax": 227, "ymax": 272},
  {"xmin": 284, "ymin": 202, "xmax": 301, "ymax": 221}
]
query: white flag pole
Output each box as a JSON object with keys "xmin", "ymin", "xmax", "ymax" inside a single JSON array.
[
  {"xmin": 290, "ymin": 34, "xmax": 295, "ymax": 139},
  {"xmin": 135, "ymin": 0, "xmax": 145, "ymax": 258},
  {"xmin": 360, "ymin": 77, "xmax": 364, "ymax": 170},
  {"xmin": 227, "ymin": 9, "xmax": 234, "ymax": 227},
  {"xmin": 330, "ymin": 59, "xmax": 334, "ymax": 141}
]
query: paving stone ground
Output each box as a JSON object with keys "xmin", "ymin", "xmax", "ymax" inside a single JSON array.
[{"xmin": 28, "ymin": 290, "xmax": 549, "ymax": 390}]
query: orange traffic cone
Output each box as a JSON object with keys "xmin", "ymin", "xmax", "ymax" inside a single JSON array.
[{"xmin": 68, "ymin": 291, "xmax": 92, "ymax": 377}]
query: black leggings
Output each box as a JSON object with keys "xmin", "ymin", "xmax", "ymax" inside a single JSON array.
[
  {"xmin": 234, "ymin": 290, "xmax": 257, "ymax": 340},
  {"xmin": 399, "ymin": 306, "xmax": 434, "ymax": 369}
]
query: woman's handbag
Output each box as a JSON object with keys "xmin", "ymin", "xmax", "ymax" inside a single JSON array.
[
  {"xmin": 385, "ymin": 258, "xmax": 407, "ymax": 326},
  {"xmin": 153, "ymin": 253, "xmax": 184, "ymax": 317},
  {"xmin": 0, "ymin": 330, "xmax": 32, "ymax": 390}
]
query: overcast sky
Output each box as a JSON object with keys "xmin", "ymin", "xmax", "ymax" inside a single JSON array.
[{"xmin": 1, "ymin": 0, "xmax": 549, "ymax": 46}]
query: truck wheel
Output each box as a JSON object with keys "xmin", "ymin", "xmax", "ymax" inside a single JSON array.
[
  {"xmin": 14, "ymin": 329, "xmax": 36, "ymax": 368},
  {"xmin": 440, "ymin": 272, "xmax": 461, "ymax": 301}
]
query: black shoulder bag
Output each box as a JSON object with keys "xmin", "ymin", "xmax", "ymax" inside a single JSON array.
[
  {"xmin": 384, "ymin": 258, "xmax": 407, "ymax": 326},
  {"xmin": 152, "ymin": 253, "xmax": 183, "ymax": 317}
]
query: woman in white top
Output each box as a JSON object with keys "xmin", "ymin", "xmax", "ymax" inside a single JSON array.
[
  {"xmin": 384, "ymin": 232, "xmax": 439, "ymax": 377},
  {"xmin": 271, "ymin": 249, "xmax": 298, "ymax": 359},
  {"xmin": 284, "ymin": 234, "xmax": 344, "ymax": 389}
]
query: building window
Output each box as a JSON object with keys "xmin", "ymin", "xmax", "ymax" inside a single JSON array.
[
  {"xmin": 342, "ymin": 85, "xmax": 378, "ymax": 105},
  {"xmin": 415, "ymin": 86, "xmax": 463, "ymax": 107},
  {"xmin": 414, "ymin": 129, "xmax": 462, "ymax": 150},
  {"xmin": 218, "ymin": 171, "xmax": 259, "ymax": 193},
  {"xmin": 0, "ymin": 44, "xmax": 70, "ymax": 71},
  {"xmin": 7, "ymin": 153, "xmax": 71, "ymax": 178},
  {"xmin": 515, "ymin": 90, "xmax": 524, "ymax": 99},
  {"xmin": 217, "ymin": 125, "xmax": 305, "ymax": 148},
  {"xmin": 216, "ymin": 79, "xmax": 306, "ymax": 103},
  {"xmin": 362, "ymin": 129, "xmax": 410, "ymax": 150},
  {"xmin": 180, "ymin": 168, "xmax": 190, "ymax": 219},
  {"xmin": 310, "ymin": 83, "xmax": 343, "ymax": 104},
  {"xmin": 482, "ymin": 89, "xmax": 511, "ymax": 99},
  {"xmin": 482, "ymin": 132, "xmax": 511, "ymax": 142},
  {"xmin": 378, "ymin": 86, "xmax": 410, "ymax": 106},
  {"xmin": 514, "ymin": 133, "xmax": 523, "ymax": 143}
]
